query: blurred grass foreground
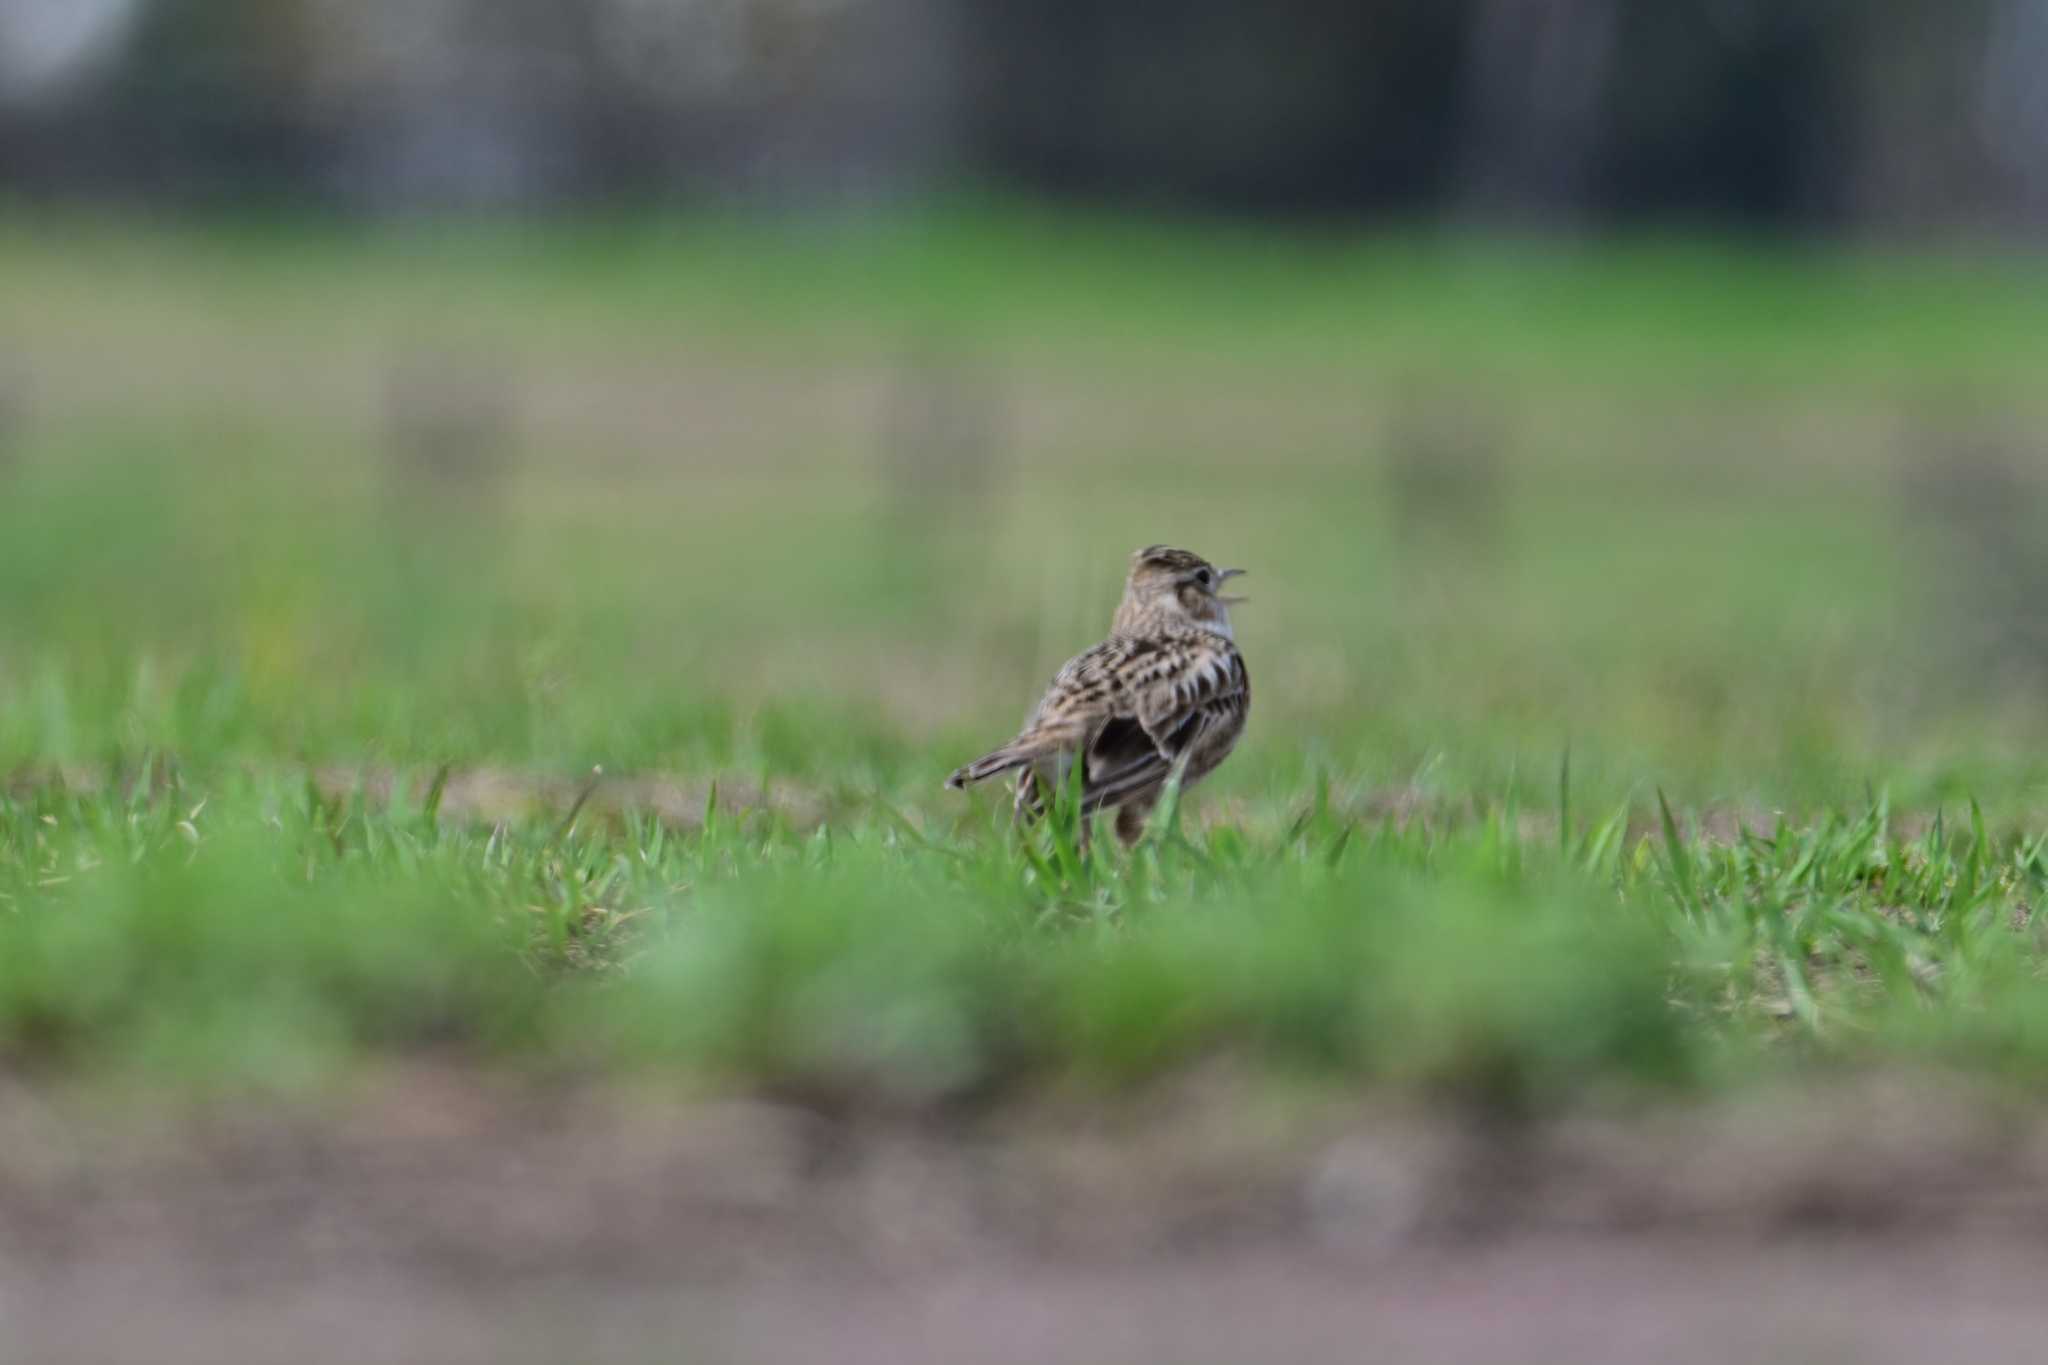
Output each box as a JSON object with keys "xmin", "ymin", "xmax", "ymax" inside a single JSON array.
[{"xmin": 5, "ymin": 204, "xmax": 2048, "ymax": 1099}]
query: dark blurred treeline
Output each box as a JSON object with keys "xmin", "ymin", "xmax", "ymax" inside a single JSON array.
[{"xmin": 4, "ymin": 0, "xmax": 2048, "ymax": 233}]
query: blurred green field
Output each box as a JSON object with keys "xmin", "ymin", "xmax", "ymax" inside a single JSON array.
[{"xmin": 4, "ymin": 205, "xmax": 2048, "ymax": 1095}]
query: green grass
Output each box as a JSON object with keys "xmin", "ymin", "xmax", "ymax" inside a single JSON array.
[
  {"xmin": 5, "ymin": 203, "xmax": 2048, "ymax": 1097},
  {"xmin": 6, "ymin": 761, "xmax": 2048, "ymax": 1102},
  {"xmin": 8, "ymin": 201, "xmax": 2048, "ymax": 382}
]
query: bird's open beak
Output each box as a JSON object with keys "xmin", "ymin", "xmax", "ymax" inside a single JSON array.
[{"xmin": 1216, "ymin": 568, "xmax": 1248, "ymax": 605}]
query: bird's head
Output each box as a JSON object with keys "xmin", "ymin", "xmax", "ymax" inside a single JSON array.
[{"xmin": 1113, "ymin": 545, "xmax": 1246, "ymax": 637}]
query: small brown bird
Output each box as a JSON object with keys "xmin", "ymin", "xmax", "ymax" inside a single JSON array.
[{"xmin": 947, "ymin": 546, "xmax": 1250, "ymax": 846}]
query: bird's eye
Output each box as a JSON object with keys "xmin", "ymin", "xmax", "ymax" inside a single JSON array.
[{"xmin": 1194, "ymin": 569, "xmax": 1212, "ymax": 587}]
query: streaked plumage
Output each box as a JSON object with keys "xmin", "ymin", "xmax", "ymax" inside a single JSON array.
[{"xmin": 947, "ymin": 545, "xmax": 1250, "ymax": 846}]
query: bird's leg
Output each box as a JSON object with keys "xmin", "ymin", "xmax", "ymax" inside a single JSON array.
[
  {"xmin": 1012, "ymin": 768, "xmax": 1044, "ymax": 824},
  {"xmin": 1113, "ymin": 797, "xmax": 1155, "ymax": 848}
]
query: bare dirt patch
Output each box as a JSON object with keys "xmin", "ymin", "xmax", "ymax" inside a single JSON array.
[
  {"xmin": 6, "ymin": 762, "xmax": 835, "ymax": 833},
  {"xmin": 5, "ymin": 1065, "xmax": 2048, "ymax": 1362}
]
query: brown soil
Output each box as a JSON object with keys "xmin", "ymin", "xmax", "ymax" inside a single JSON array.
[{"xmin": 7, "ymin": 1064, "xmax": 2048, "ymax": 1362}]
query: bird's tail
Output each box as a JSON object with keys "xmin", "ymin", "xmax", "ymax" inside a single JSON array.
[{"xmin": 945, "ymin": 738, "xmax": 1048, "ymax": 790}]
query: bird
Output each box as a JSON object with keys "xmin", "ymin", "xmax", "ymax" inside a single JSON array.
[{"xmin": 946, "ymin": 545, "xmax": 1250, "ymax": 847}]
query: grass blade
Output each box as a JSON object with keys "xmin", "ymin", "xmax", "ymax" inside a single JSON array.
[{"xmin": 1657, "ymin": 787, "xmax": 1697, "ymax": 914}]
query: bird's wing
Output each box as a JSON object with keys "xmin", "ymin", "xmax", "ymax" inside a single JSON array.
[
  {"xmin": 1127, "ymin": 633, "xmax": 1247, "ymax": 747},
  {"xmin": 1076, "ymin": 634, "xmax": 1247, "ymax": 809},
  {"xmin": 950, "ymin": 634, "xmax": 1247, "ymax": 799}
]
